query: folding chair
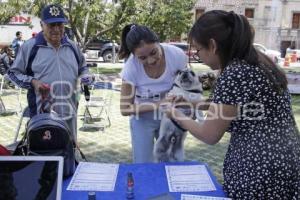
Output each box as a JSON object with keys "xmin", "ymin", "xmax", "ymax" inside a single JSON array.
[
  {"xmin": 13, "ymin": 106, "xmax": 30, "ymax": 143},
  {"xmin": 0, "ymin": 74, "xmax": 22, "ymax": 115},
  {"xmin": 81, "ymin": 82, "xmax": 113, "ymax": 131},
  {"xmin": 0, "ymin": 74, "xmax": 5, "ymax": 112},
  {"xmin": 0, "ymin": 74, "xmax": 4, "ymax": 93}
]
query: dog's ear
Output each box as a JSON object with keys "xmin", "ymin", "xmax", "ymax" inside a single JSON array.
[
  {"xmin": 198, "ymin": 73, "xmax": 206, "ymax": 83},
  {"xmin": 207, "ymin": 72, "xmax": 216, "ymax": 80},
  {"xmin": 200, "ymin": 72, "xmax": 217, "ymax": 90}
]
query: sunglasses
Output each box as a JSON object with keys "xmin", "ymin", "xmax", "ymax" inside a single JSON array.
[{"xmin": 46, "ymin": 22, "xmax": 64, "ymax": 28}]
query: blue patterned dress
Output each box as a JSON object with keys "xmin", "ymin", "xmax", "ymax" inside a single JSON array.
[{"xmin": 212, "ymin": 59, "xmax": 300, "ymax": 199}]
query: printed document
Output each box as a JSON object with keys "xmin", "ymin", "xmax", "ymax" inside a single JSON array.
[
  {"xmin": 67, "ymin": 162, "xmax": 119, "ymax": 191},
  {"xmin": 165, "ymin": 165, "xmax": 216, "ymax": 192},
  {"xmin": 181, "ymin": 194, "xmax": 232, "ymax": 200}
]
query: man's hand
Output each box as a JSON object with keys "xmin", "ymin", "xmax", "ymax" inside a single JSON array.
[
  {"xmin": 31, "ymin": 79, "xmax": 50, "ymax": 99},
  {"xmin": 80, "ymin": 74, "xmax": 95, "ymax": 86}
]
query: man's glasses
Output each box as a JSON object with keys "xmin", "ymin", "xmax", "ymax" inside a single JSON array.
[{"xmin": 47, "ymin": 22, "xmax": 64, "ymax": 28}]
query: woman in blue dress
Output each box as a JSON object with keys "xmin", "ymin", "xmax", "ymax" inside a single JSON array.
[{"xmin": 164, "ymin": 10, "xmax": 300, "ymax": 199}]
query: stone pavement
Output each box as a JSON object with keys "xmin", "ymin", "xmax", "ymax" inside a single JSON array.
[{"xmin": 0, "ymin": 87, "xmax": 229, "ymax": 184}]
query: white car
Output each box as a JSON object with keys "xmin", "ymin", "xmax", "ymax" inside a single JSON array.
[{"xmin": 253, "ymin": 43, "xmax": 281, "ymax": 63}]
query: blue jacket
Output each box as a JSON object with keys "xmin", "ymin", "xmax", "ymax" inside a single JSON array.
[
  {"xmin": 11, "ymin": 38, "xmax": 24, "ymax": 57},
  {"xmin": 8, "ymin": 32, "xmax": 89, "ymax": 118}
]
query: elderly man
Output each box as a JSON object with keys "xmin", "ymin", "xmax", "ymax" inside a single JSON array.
[{"xmin": 8, "ymin": 4, "xmax": 91, "ymax": 141}]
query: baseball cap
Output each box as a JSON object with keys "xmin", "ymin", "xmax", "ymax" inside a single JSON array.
[{"xmin": 41, "ymin": 4, "xmax": 68, "ymax": 24}]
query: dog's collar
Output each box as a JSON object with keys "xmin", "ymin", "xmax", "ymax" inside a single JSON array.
[
  {"xmin": 171, "ymin": 119, "xmax": 187, "ymax": 132},
  {"xmin": 173, "ymin": 83, "xmax": 202, "ymax": 93}
]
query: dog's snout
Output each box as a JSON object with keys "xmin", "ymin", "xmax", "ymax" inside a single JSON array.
[
  {"xmin": 182, "ymin": 70, "xmax": 195, "ymax": 79},
  {"xmin": 182, "ymin": 72, "xmax": 189, "ymax": 79}
]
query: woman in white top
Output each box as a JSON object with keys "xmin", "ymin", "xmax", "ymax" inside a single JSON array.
[{"xmin": 119, "ymin": 24, "xmax": 188, "ymax": 163}]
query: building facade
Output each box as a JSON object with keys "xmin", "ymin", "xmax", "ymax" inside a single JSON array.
[
  {"xmin": 194, "ymin": 0, "xmax": 300, "ymax": 55},
  {"xmin": 0, "ymin": 13, "xmax": 41, "ymax": 47}
]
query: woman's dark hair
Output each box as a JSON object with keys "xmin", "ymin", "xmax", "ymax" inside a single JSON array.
[
  {"xmin": 119, "ymin": 24, "xmax": 159, "ymax": 59},
  {"xmin": 189, "ymin": 10, "xmax": 287, "ymax": 93}
]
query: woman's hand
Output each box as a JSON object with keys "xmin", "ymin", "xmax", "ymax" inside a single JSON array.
[
  {"xmin": 159, "ymin": 102, "xmax": 186, "ymax": 120},
  {"xmin": 165, "ymin": 94, "xmax": 187, "ymax": 104},
  {"xmin": 157, "ymin": 94, "xmax": 187, "ymax": 109}
]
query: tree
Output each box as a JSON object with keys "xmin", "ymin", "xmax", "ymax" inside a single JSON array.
[
  {"xmin": 67, "ymin": 0, "xmax": 136, "ymax": 49},
  {"xmin": 0, "ymin": 0, "xmax": 28, "ymax": 25},
  {"xmin": 1, "ymin": 0, "xmax": 196, "ymax": 48},
  {"xmin": 26, "ymin": 0, "xmax": 136, "ymax": 49},
  {"xmin": 134, "ymin": 0, "xmax": 196, "ymax": 41},
  {"xmin": 28, "ymin": 0, "xmax": 196, "ymax": 45}
]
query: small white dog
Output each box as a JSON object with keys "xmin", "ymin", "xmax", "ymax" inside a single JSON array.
[{"xmin": 153, "ymin": 68, "xmax": 204, "ymax": 162}]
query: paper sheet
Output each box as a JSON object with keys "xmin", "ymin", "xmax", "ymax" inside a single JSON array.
[
  {"xmin": 67, "ymin": 162, "xmax": 119, "ymax": 191},
  {"xmin": 181, "ymin": 194, "xmax": 232, "ymax": 200},
  {"xmin": 165, "ymin": 165, "xmax": 216, "ymax": 192}
]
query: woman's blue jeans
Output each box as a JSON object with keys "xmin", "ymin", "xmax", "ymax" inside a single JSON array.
[{"xmin": 130, "ymin": 111, "xmax": 161, "ymax": 163}]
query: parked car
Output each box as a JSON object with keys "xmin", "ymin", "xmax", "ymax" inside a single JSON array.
[
  {"xmin": 85, "ymin": 37, "xmax": 119, "ymax": 62},
  {"xmin": 168, "ymin": 42, "xmax": 202, "ymax": 63},
  {"xmin": 286, "ymin": 48, "xmax": 300, "ymax": 62},
  {"xmin": 253, "ymin": 43, "xmax": 281, "ymax": 63}
]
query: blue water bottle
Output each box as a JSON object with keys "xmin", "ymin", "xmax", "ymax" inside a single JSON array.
[{"xmin": 126, "ymin": 172, "xmax": 134, "ymax": 199}]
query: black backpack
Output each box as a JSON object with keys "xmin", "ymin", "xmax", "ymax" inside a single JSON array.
[
  {"xmin": 13, "ymin": 110, "xmax": 77, "ymax": 178},
  {"xmin": 26, "ymin": 112, "xmax": 76, "ymax": 178}
]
